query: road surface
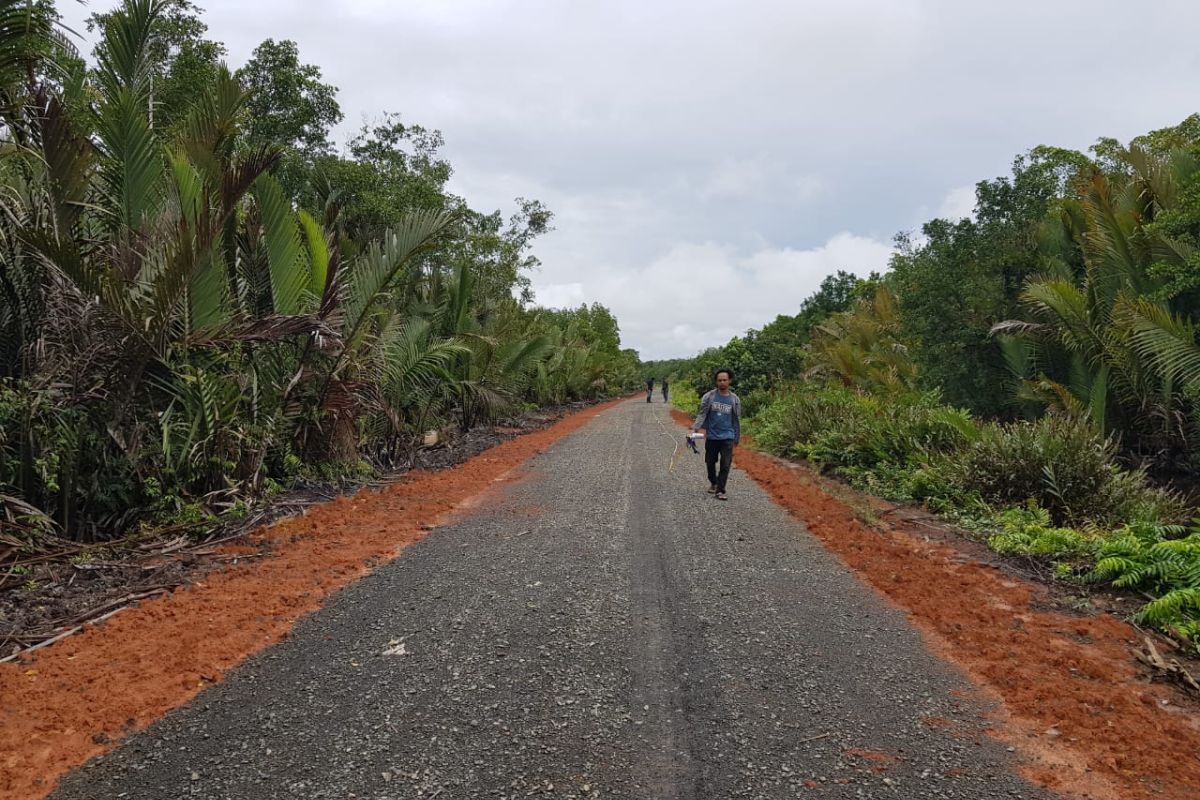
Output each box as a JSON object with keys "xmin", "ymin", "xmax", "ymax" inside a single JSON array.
[{"xmin": 52, "ymin": 399, "xmax": 1050, "ymax": 799}]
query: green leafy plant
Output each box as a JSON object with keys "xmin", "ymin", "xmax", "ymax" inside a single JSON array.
[
  {"xmin": 1087, "ymin": 520, "xmax": 1200, "ymax": 641},
  {"xmin": 951, "ymin": 416, "xmax": 1183, "ymax": 527},
  {"xmin": 987, "ymin": 502, "xmax": 1096, "ymax": 557}
]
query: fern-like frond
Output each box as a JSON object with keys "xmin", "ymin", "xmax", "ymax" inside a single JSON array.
[
  {"xmin": 342, "ymin": 210, "xmax": 454, "ymax": 351},
  {"xmin": 1114, "ymin": 296, "xmax": 1200, "ymax": 391}
]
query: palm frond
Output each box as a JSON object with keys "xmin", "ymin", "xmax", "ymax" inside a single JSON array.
[
  {"xmin": 186, "ymin": 313, "xmax": 330, "ymax": 348},
  {"xmin": 990, "ymin": 319, "xmax": 1048, "ymax": 337},
  {"xmin": 1115, "ymin": 296, "xmax": 1200, "ymax": 391},
  {"xmin": 497, "ymin": 334, "xmax": 551, "ymax": 380},
  {"xmin": 0, "ymin": 0, "xmax": 57, "ymax": 97},
  {"xmin": 37, "ymin": 95, "xmax": 95, "ymax": 236},
  {"xmin": 342, "ymin": 210, "xmax": 454, "ymax": 351},
  {"xmin": 381, "ymin": 319, "xmax": 467, "ymax": 404},
  {"xmin": 298, "ymin": 208, "xmax": 329, "ymax": 303},
  {"xmin": 180, "ymin": 65, "xmax": 247, "ymax": 170},
  {"xmin": 93, "ymin": 0, "xmax": 165, "ymax": 100},
  {"xmin": 252, "ymin": 173, "xmax": 307, "ymax": 315},
  {"xmin": 1020, "ymin": 279, "xmax": 1107, "ymax": 360},
  {"xmin": 95, "ymin": 86, "xmax": 165, "ymax": 233}
]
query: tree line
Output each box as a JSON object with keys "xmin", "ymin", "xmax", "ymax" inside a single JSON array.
[{"xmin": 0, "ymin": 0, "xmax": 640, "ymax": 543}]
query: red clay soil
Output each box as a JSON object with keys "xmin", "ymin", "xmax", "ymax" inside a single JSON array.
[
  {"xmin": 679, "ymin": 407, "xmax": 1200, "ymax": 800},
  {"xmin": 0, "ymin": 399, "xmax": 622, "ymax": 800}
]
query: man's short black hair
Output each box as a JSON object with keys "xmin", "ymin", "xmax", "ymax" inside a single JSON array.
[{"xmin": 714, "ymin": 368, "xmax": 733, "ymax": 382}]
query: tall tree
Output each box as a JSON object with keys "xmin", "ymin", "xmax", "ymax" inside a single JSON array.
[
  {"xmin": 310, "ymin": 114, "xmax": 453, "ymax": 241},
  {"xmin": 236, "ymin": 38, "xmax": 341, "ymax": 170},
  {"xmin": 888, "ymin": 146, "xmax": 1091, "ymax": 414},
  {"xmin": 87, "ymin": 0, "xmax": 225, "ymax": 134}
]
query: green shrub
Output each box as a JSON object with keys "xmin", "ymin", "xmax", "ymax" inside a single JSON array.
[
  {"xmin": 739, "ymin": 387, "xmax": 775, "ymax": 418},
  {"xmin": 748, "ymin": 386, "xmax": 975, "ymax": 473},
  {"xmin": 1102, "ymin": 468, "xmax": 1192, "ymax": 525},
  {"xmin": 951, "ymin": 417, "xmax": 1182, "ymax": 527},
  {"xmin": 670, "ymin": 388, "xmax": 701, "ymax": 417},
  {"xmin": 0, "ymin": 382, "xmax": 144, "ymax": 537},
  {"xmin": 743, "ymin": 393, "xmax": 801, "ymax": 452},
  {"xmin": 987, "ymin": 502, "xmax": 1097, "ymax": 557},
  {"xmin": 896, "ymin": 458, "xmax": 967, "ymax": 509}
]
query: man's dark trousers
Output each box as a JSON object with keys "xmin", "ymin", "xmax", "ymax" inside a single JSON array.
[{"xmin": 705, "ymin": 439, "xmax": 734, "ymax": 492}]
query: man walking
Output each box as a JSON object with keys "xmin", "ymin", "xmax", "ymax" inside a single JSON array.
[
  {"xmin": 646, "ymin": 377, "xmax": 655, "ymax": 403},
  {"xmin": 661, "ymin": 379, "xmax": 669, "ymax": 403},
  {"xmin": 690, "ymin": 369, "xmax": 741, "ymax": 501}
]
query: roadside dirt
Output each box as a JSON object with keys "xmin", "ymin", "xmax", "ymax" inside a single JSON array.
[
  {"xmin": 672, "ymin": 409, "xmax": 1200, "ymax": 800},
  {"xmin": 0, "ymin": 398, "xmax": 623, "ymax": 800}
]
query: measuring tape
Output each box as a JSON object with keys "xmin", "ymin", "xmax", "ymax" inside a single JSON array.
[
  {"xmin": 669, "ymin": 431, "xmax": 705, "ymax": 473},
  {"xmin": 653, "ymin": 410, "xmax": 704, "ymax": 474}
]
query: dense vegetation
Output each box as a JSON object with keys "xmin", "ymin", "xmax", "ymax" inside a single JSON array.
[
  {"xmin": 656, "ymin": 116, "xmax": 1200, "ymax": 647},
  {"xmin": 0, "ymin": 0, "xmax": 639, "ymax": 543}
]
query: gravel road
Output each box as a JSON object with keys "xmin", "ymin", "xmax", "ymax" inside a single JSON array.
[{"xmin": 51, "ymin": 399, "xmax": 1054, "ymax": 799}]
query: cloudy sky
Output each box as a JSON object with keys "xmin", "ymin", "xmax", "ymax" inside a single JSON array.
[{"xmin": 61, "ymin": 1, "xmax": 1200, "ymax": 359}]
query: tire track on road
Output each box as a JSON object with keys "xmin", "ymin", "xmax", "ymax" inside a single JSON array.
[{"xmin": 625, "ymin": 407, "xmax": 701, "ymax": 798}]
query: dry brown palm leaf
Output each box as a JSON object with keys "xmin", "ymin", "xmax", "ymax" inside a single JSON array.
[{"xmin": 184, "ymin": 313, "xmax": 335, "ymax": 348}]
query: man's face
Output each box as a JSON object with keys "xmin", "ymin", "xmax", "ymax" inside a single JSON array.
[{"xmin": 716, "ymin": 372, "xmax": 731, "ymax": 391}]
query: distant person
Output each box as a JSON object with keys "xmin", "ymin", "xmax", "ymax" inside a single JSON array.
[
  {"xmin": 662, "ymin": 379, "xmax": 669, "ymax": 402},
  {"xmin": 646, "ymin": 377, "xmax": 654, "ymax": 403},
  {"xmin": 690, "ymin": 369, "xmax": 741, "ymax": 501}
]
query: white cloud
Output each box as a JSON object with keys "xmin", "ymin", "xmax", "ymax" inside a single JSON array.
[
  {"xmin": 699, "ymin": 158, "xmax": 771, "ymax": 200},
  {"xmin": 936, "ymin": 184, "xmax": 977, "ymax": 221},
  {"xmin": 534, "ymin": 282, "xmax": 586, "ymax": 309},
  {"xmin": 793, "ymin": 174, "xmax": 826, "ymax": 202},
  {"xmin": 532, "ymin": 233, "xmax": 894, "ymax": 359},
  {"xmin": 696, "ymin": 158, "xmax": 824, "ymax": 204}
]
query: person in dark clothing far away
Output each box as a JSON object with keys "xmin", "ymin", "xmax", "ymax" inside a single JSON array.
[
  {"xmin": 690, "ymin": 369, "xmax": 741, "ymax": 501},
  {"xmin": 646, "ymin": 377, "xmax": 654, "ymax": 403},
  {"xmin": 661, "ymin": 379, "xmax": 669, "ymax": 402}
]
